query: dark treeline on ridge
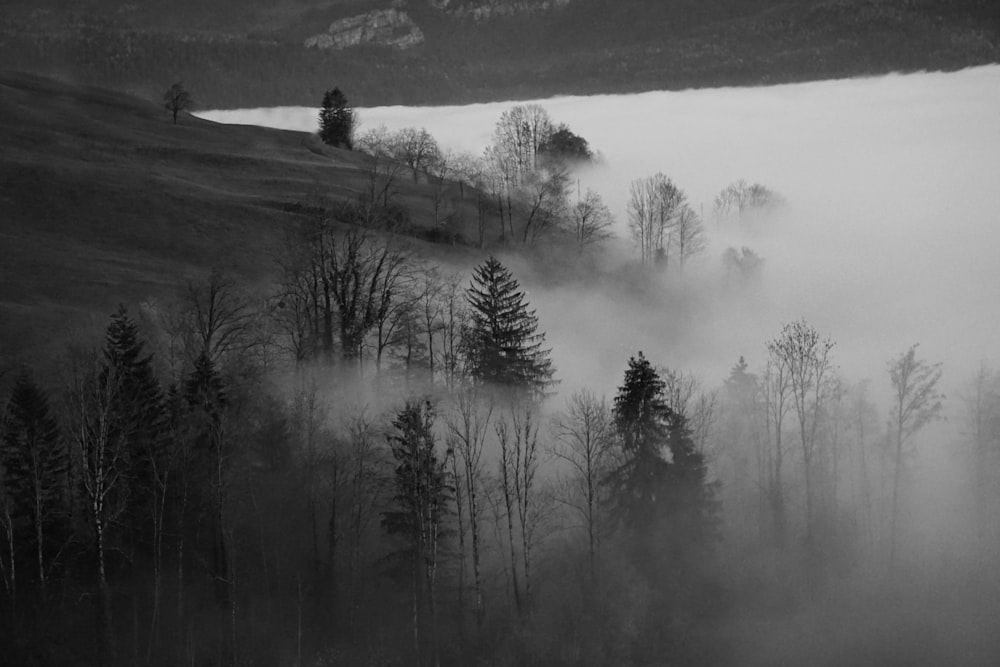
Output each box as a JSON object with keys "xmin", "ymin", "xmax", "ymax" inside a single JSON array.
[{"xmin": 2, "ymin": 77, "xmax": 1000, "ymax": 667}]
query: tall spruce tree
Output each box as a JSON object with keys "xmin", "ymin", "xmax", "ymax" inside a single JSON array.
[
  {"xmin": 609, "ymin": 352, "xmax": 716, "ymax": 538},
  {"xmin": 462, "ymin": 256, "xmax": 554, "ymax": 396},
  {"xmin": 102, "ymin": 305, "xmax": 166, "ymax": 557},
  {"xmin": 609, "ymin": 352, "xmax": 672, "ymax": 527},
  {"xmin": 319, "ymin": 88, "xmax": 356, "ymax": 149},
  {"xmin": 183, "ymin": 352, "xmax": 230, "ymax": 604},
  {"xmin": 382, "ymin": 401, "xmax": 450, "ymax": 667},
  {"xmin": 1, "ymin": 371, "xmax": 68, "ymax": 589},
  {"xmin": 607, "ymin": 353, "xmax": 718, "ymax": 662}
]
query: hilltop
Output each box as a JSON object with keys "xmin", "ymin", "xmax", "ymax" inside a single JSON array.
[
  {"xmin": 0, "ymin": 0, "xmax": 996, "ymax": 107},
  {"xmin": 0, "ymin": 73, "xmax": 479, "ymax": 365}
]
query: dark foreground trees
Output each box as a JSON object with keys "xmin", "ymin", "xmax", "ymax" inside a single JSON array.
[
  {"xmin": 1, "ymin": 372, "xmax": 68, "ymax": 595},
  {"xmin": 382, "ymin": 401, "xmax": 450, "ymax": 667},
  {"xmin": 605, "ymin": 352, "xmax": 718, "ymax": 662}
]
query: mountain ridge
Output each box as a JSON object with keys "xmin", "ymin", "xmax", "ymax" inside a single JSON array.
[{"xmin": 0, "ymin": 0, "xmax": 996, "ymax": 108}]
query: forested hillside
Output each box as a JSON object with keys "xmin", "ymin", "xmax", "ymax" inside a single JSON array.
[
  {"xmin": 2, "ymin": 73, "xmax": 1000, "ymax": 667},
  {"xmin": 1, "ymin": 0, "xmax": 997, "ymax": 107}
]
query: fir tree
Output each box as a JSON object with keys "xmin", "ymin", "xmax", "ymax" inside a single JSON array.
[
  {"xmin": 608, "ymin": 352, "xmax": 716, "ymax": 539},
  {"xmin": 462, "ymin": 256, "xmax": 555, "ymax": 397},
  {"xmin": 1, "ymin": 371, "xmax": 69, "ymax": 589},
  {"xmin": 102, "ymin": 305, "xmax": 166, "ymax": 556},
  {"xmin": 318, "ymin": 88, "xmax": 356, "ymax": 149},
  {"xmin": 183, "ymin": 352, "xmax": 230, "ymax": 604},
  {"xmin": 609, "ymin": 352, "xmax": 672, "ymax": 527},
  {"xmin": 607, "ymin": 353, "xmax": 719, "ymax": 661},
  {"xmin": 382, "ymin": 401, "xmax": 450, "ymax": 666}
]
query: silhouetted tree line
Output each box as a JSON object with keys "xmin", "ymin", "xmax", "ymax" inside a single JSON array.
[
  {"xmin": 0, "ymin": 234, "xmax": 728, "ymax": 666},
  {"xmin": 5, "ymin": 230, "xmax": 1000, "ymax": 665}
]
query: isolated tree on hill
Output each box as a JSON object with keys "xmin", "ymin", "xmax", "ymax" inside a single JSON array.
[
  {"xmin": 319, "ymin": 88, "xmax": 356, "ymax": 149},
  {"xmin": 392, "ymin": 127, "xmax": 443, "ymax": 182},
  {"xmin": 887, "ymin": 344, "xmax": 943, "ymax": 567},
  {"xmin": 1, "ymin": 371, "xmax": 68, "ymax": 591},
  {"xmin": 163, "ymin": 82, "xmax": 192, "ymax": 125},
  {"xmin": 462, "ymin": 256, "xmax": 554, "ymax": 397},
  {"xmin": 382, "ymin": 401, "xmax": 450, "ymax": 667}
]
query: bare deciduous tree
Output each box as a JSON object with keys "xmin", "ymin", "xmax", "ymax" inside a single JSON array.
[
  {"xmin": 627, "ymin": 173, "xmax": 685, "ymax": 266},
  {"xmin": 163, "ymin": 82, "xmax": 192, "ymax": 125},
  {"xmin": 962, "ymin": 364, "xmax": 1000, "ymax": 535},
  {"xmin": 569, "ymin": 188, "xmax": 615, "ymax": 254},
  {"xmin": 886, "ymin": 344, "xmax": 943, "ymax": 567},
  {"xmin": 445, "ymin": 393, "xmax": 493, "ymax": 632},
  {"xmin": 550, "ymin": 390, "xmax": 614, "ymax": 577},
  {"xmin": 673, "ymin": 203, "xmax": 706, "ymax": 272},
  {"xmin": 712, "ymin": 179, "xmax": 783, "ymax": 223},
  {"xmin": 183, "ymin": 269, "xmax": 258, "ymax": 366},
  {"xmin": 767, "ymin": 319, "xmax": 835, "ymax": 543},
  {"xmin": 69, "ymin": 354, "xmax": 129, "ymax": 664}
]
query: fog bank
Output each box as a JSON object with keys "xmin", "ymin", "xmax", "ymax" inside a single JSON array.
[{"xmin": 200, "ymin": 66, "xmax": 1000, "ymax": 400}]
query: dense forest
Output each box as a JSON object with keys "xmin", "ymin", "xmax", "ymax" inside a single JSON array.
[{"xmin": 2, "ymin": 85, "xmax": 1000, "ymax": 667}]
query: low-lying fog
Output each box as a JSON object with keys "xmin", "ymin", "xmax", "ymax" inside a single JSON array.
[{"xmin": 201, "ymin": 66, "xmax": 1000, "ymax": 410}]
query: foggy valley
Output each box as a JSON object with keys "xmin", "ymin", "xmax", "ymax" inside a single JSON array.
[{"xmin": 3, "ymin": 34, "xmax": 1000, "ymax": 667}]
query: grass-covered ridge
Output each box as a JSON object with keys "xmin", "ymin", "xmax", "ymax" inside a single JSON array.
[{"xmin": 0, "ymin": 72, "xmax": 483, "ymax": 364}]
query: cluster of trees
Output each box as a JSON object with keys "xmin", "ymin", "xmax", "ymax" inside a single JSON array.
[
  {"xmin": 708, "ymin": 323, "xmax": 955, "ymax": 578},
  {"xmin": 342, "ymin": 99, "xmax": 613, "ymax": 253},
  {"xmin": 315, "ymin": 91, "xmax": 782, "ymax": 278},
  {"xmin": 0, "ymin": 248, "xmax": 725, "ymax": 665},
  {"xmin": 4, "ymin": 179, "xmax": 1000, "ymax": 663}
]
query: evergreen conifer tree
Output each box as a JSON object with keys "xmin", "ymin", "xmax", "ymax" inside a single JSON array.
[
  {"xmin": 318, "ymin": 88, "xmax": 356, "ymax": 149},
  {"xmin": 462, "ymin": 256, "xmax": 554, "ymax": 397},
  {"xmin": 608, "ymin": 352, "xmax": 716, "ymax": 538},
  {"xmin": 1, "ymin": 371, "xmax": 68, "ymax": 588},
  {"xmin": 183, "ymin": 351, "xmax": 230, "ymax": 603},
  {"xmin": 609, "ymin": 352, "xmax": 672, "ymax": 527},
  {"xmin": 102, "ymin": 305, "xmax": 166, "ymax": 555},
  {"xmin": 382, "ymin": 401, "xmax": 450, "ymax": 665}
]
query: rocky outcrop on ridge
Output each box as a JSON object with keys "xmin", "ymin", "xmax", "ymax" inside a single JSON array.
[
  {"xmin": 304, "ymin": 8, "xmax": 424, "ymax": 50},
  {"xmin": 429, "ymin": 0, "xmax": 572, "ymax": 22}
]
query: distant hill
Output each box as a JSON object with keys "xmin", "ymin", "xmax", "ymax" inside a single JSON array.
[
  {"xmin": 0, "ymin": 73, "xmax": 479, "ymax": 365},
  {"xmin": 0, "ymin": 0, "xmax": 997, "ymax": 107}
]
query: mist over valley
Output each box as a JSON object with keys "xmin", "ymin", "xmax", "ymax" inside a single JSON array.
[{"xmin": 2, "ymin": 48, "xmax": 1000, "ymax": 665}]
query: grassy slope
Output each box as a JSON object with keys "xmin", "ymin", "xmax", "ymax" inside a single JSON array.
[{"xmin": 0, "ymin": 72, "xmax": 478, "ymax": 365}]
